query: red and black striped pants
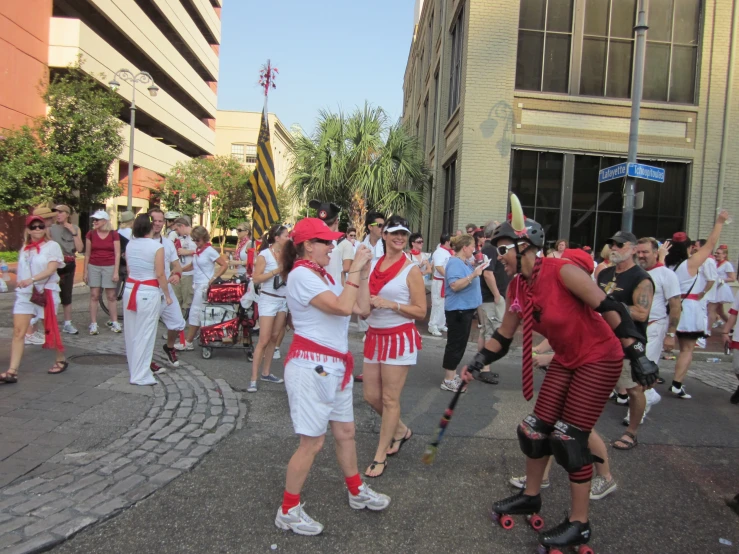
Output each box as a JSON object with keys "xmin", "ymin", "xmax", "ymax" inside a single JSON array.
[{"xmin": 533, "ymin": 357, "xmax": 623, "ymax": 483}]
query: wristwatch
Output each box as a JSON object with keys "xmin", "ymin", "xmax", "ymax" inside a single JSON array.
[{"xmin": 666, "ymin": 332, "xmax": 675, "ymax": 338}]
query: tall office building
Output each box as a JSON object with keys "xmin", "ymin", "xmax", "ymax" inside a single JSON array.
[{"xmin": 403, "ymin": 0, "xmax": 738, "ymax": 250}]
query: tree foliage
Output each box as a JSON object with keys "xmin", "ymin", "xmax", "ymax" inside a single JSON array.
[
  {"xmin": 0, "ymin": 58, "xmax": 124, "ymax": 214},
  {"xmin": 289, "ymin": 103, "xmax": 430, "ymax": 238}
]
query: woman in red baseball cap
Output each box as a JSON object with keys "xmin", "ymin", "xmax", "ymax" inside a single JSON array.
[
  {"xmin": 274, "ymin": 218, "xmax": 390, "ymax": 536},
  {"xmin": 1, "ymin": 216, "xmax": 68, "ymax": 384}
]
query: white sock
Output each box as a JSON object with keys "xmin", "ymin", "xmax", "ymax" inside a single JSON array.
[{"xmin": 64, "ymin": 320, "xmax": 71, "ymax": 325}]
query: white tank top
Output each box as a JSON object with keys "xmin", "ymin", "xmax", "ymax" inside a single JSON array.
[
  {"xmin": 672, "ymin": 260, "xmax": 706, "ymax": 296},
  {"xmin": 126, "ymin": 238, "xmax": 163, "ymax": 282},
  {"xmin": 258, "ymin": 248, "xmax": 283, "ymax": 296},
  {"xmin": 366, "ymin": 261, "xmax": 415, "ymax": 329}
]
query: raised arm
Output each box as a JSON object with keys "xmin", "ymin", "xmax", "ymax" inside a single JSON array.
[{"xmin": 688, "ymin": 210, "xmax": 729, "ymax": 274}]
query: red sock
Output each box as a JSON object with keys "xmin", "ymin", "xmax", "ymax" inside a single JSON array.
[
  {"xmin": 282, "ymin": 491, "xmax": 300, "ymax": 514},
  {"xmin": 345, "ymin": 473, "xmax": 362, "ymax": 496}
]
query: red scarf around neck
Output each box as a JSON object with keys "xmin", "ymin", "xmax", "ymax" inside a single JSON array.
[
  {"xmin": 650, "ymin": 262, "xmax": 665, "ymax": 269},
  {"xmin": 441, "ymin": 245, "xmax": 454, "ymax": 255},
  {"xmin": 369, "ymin": 255, "xmax": 407, "ymax": 296},
  {"xmin": 195, "ymin": 242, "xmax": 212, "ymax": 256},
  {"xmin": 293, "ymin": 259, "xmax": 334, "ymax": 285},
  {"xmin": 236, "ymin": 236, "xmax": 250, "ymax": 256},
  {"xmin": 410, "ymin": 249, "xmax": 422, "ymax": 256},
  {"xmin": 717, "ymin": 259, "xmax": 727, "ymax": 268},
  {"xmin": 24, "ymin": 239, "xmax": 46, "ymax": 254}
]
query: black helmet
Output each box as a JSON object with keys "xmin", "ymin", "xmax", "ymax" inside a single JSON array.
[{"xmin": 492, "ymin": 218, "xmax": 545, "ymax": 249}]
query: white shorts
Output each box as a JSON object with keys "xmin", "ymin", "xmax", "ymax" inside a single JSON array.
[
  {"xmin": 284, "ymin": 359, "xmax": 354, "ymax": 437},
  {"xmin": 14, "ymin": 291, "xmax": 61, "ymax": 318},
  {"xmin": 646, "ymin": 318, "xmax": 668, "ymax": 364},
  {"xmin": 188, "ymin": 283, "xmax": 209, "ymax": 326},
  {"xmin": 257, "ymin": 293, "xmax": 288, "ymax": 317},
  {"xmin": 160, "ymin": 287, "xmax": 186, "ymax": 331},
  {"xmin": 363, "ymin": 334, "xmax": 418, "ymax": 366}
]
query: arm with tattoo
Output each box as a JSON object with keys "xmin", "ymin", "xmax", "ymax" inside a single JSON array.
[
  {"xmin": 667, "ymin": 296, "xmax": 681, "ymax": 333},
  {"xmin": 629, "ymin": 278, "xmax": 654, "ymax": 323}
]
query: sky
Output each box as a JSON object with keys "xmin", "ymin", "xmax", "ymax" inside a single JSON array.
[{"xmin": 217, "ymin": 0, "xmax": 415, "ymax": 134}]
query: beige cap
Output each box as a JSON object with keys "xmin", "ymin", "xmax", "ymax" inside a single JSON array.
[
  {"xmin": 119, "ymin": 211, "xmax": 135, "ymax": 223},
  {"xmin": 53, "ymin": 204, "xmax": 71, "ymax": 214},
  {"xmin": 32, "ymin": 205, "xmax": 55, "ymax": 219}
]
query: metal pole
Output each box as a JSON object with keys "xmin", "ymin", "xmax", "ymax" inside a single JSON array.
[
  {"xmin": 621, "ymin": 0, "xmax": 649, "ymax": 233},
  {"xmin": 127, "ymin": 83, "xmax": 136, "ymax": 212}
]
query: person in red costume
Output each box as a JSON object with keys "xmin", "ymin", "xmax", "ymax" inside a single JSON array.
[{"xmin": 460, "ymin": 195, "xmax": 658, "ymax": 553}]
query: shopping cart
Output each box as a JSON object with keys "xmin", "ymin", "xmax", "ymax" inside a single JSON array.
[{"xmin": 198, "ymin": 279, "xmax": 258, "ymax": 359}]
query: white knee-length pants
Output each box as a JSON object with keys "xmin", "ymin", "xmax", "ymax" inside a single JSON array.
[{"xmin": 429, "ymin": 279, "xmax": 446, "ymax": 330}]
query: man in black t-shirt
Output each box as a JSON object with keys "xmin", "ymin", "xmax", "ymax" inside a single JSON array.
[
  {"xmin": 476, "ymin": 222, "xmax": 510, "ymax": 384},
  {"xmin": 597, "ymin": 231, "xmax": 654, "ymax": 450}
]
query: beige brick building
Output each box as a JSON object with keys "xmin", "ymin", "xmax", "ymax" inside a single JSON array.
[{"xmin": 403, "ymin": 0, "xmax": 739, "ymax": 252}]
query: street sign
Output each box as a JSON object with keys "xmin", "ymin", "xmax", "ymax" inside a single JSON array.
[
  {"xmin": 627, "ymin": 163, "xmax": 665, "ymax": 183},
  {"xmin": 598, "ymin": 163, "xmax": 627, "ymax": 184}
]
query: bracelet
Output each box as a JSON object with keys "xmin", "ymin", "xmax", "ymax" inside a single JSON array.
[
  {"xmin": 396, "ymin": 302, "xmax": 401, "ymax": 312},
  {"xmin": 348, "ymin": 269, "xmax": 361, "ymax": 274},
  {"xmin": 346, "ymin": 281, "xmax": 359, "ymax": 289},
  {"xmin": 173, "ymin": 271, "xmax": 182, "ymax": 277}
]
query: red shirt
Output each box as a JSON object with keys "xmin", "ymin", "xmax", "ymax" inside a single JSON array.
[
  {"xmin": 86, "ymin": 230, "xmax": 120, "ymax": 266},
  {"xmin": 508, "ymin": 258, "xmax": 622, "ymax": 369}
]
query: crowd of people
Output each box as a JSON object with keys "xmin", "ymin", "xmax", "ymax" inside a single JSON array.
[{"xmin": 0, "ymin": 198, "xmax": 736, "ymax": 551}]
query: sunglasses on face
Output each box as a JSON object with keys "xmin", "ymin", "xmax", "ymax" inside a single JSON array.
[
  {"xmin": 29, "ymin": 224, "xmax": 46, "ymax": 231},
  {"xmin": 611, "ymin": 242, "xmax": 626, "ymax": 249},
  {"xmin": 413, "ymin": 240, "xmax": 424, "ymax": 244},
  {"xmin": 497, "ymin": 243, "xmax": 519, "ymax": 256},
  {"xmin": 348, "ymin": 234, "xmax": 356, "ymax": 238},
  {"xmin": 312, "ymin": 238, "xmax": 332, "ymax": 246},
  {"xmin": 368, "ymin": 222, "xmax": 384, "ymax": 228}
]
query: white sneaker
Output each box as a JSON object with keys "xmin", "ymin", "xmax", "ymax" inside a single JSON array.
[
  {"xmin": 428, "ymin": 326, "xmax": 442, "ymax": 337},
  {"xmin": 440, "ymin": 379, "xmax": 464, "ymax": 393},
  {"xmin": 440, "ymin": 326, "xmax": 448, "ymax": 332},
  {"xmin": 275, "ymin": 504, "xmax": 323, "ymax": 536},
  {"xmin": 622, "ymin": 408, "xmax": 645, "ymax": 426},
  {"xmin": 671, "ymin": 385, "xmax": 692, "ymax": 399},
  {"xmin": 62, "ymin": 323, "xmax": 79, "ymax": 335},
  {"xmin": 509, "ymin": 474, "xmax": 550, "ymax": 489},
  {"xmin": 348, "ymin": 483, "xmax": 390, "ymax": 511},
  {"xmin": 696, "ymin": 338, "xmax": 706, "ymax": 349},
  {"xmin": 590, "ymin": 475, "xmax": 617, "ymax": 500},
  {"xmin": 110, "ymin": 321, "xmax": 122, "ymax": 333},
  {"xmin": 273, "ymin": 347, "xmax": 281, "ymax": 360},
  {"xmin": 174, "ymin": 341, "xmax": 194, "ymax": 351},
  {"xmin": 24, "ymin": 333, "xmax": 44, "ymax": 345},
  {"xmin": 89, "ymin": 322, "xmax": 99, "ymax": 335},
  {"xmin": 645, "ymin": 388, "xmax": 661, "ymax": 408},
  {"xmin": 247, "ymin": 381, "xmax": 257, "ymax": 393}
]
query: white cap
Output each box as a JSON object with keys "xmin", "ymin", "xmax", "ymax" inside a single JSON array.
[
  {"xmin": 91, "ymin": 210, "xmax": 110, "ymax": 221},
  {"xmin": 384, "ymin": 224, "xmax": 411, "ymax": 234},
  {"xmin": 164, "ymin": 211, "xmax": 180, "ymax": 220}
]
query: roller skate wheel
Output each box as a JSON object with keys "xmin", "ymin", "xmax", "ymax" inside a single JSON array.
[
  {"xmin": 528, "ymin": 514, "xmax": 545, "ymax": 530},
  {"xmin": 577, "ymin": 547, "xmax": 593, "ymax": 554},
  {"xmin": 499, "ymin": 515, "xmax": 514, "ymax": 529}
]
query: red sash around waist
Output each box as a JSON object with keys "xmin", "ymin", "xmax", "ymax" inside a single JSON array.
[
  {"xmin": 364, "ymin": 322, "xmax": 422, "ymax": 362},
  {"xmin": 285, "ymin": 334, "xmax": 354, "ymax": 390},
  {"xmin": 433, "ymin": 276, "xmax": 445, "ymax": 297},
  {"xmin": 681, "ymin": 293, "xmax": 701, "ymax": 301},
  {"xmin": 126, "ymin": 278, "xmax": 159, "ymax": 311}
]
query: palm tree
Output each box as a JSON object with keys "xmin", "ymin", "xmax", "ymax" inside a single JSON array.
[{"xmin": 289, "ymin": 103, "xmax": 430, "ymax": 237}]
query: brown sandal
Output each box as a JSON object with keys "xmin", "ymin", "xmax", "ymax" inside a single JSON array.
[
  {"xmin": 612, "ymin": 431, "xmax": 638, "ymax": 450},
  {"xmin": 48, "ymin": 361, "xmax": 69, "ymax": 375},
  {"xmin": 0, "ymin": 370, "xmax": 18, "ymax": 384}
]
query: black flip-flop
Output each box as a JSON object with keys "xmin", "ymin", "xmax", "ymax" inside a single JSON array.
[
  {"xmin": 48, "ymin": 361, "xmax": 68, "ymax": 375},
  {"xmin": 365, "ymin": 459, "xmax": 387, "ymax": 478},
  {"xmin": 612, "ymin": 431, "xmax": 638, "ymax": 450},
  {"xmin": 387, "ymin": 429, "xmax": 413, "ymax": 457}
]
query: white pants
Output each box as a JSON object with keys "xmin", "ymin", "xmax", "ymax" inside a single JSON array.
[
  {"xmin": 646, "ymin": 318, "xmax": 668, "ymax": 364},
  {"xmin": 160, "ymin": 285, "xmax": 186, "ymax": 331},
  {"xmin": 188, "ymin": 283, "xmax": 209, "ymax": 327},
  {"xmin": 123, "ymin": 286, "xmax": 160, "ymax": 386},
  {"xmin": 429, "ymin": 279, "xmax": 446, "ymax": 330}
]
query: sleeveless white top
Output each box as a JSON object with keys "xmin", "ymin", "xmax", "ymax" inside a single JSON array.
[
  {"xmin": 125, "ymin": 238, "xmax": 163, "ymax": 282},
  {"xmin": 258, "ymin": 248, "xmax": 283, "ymax": 297},
  {"xmin": 366, "ymin": 261, "xmax": 415, "ymax": 329},
  {"xmin": 671, "ymin": 261, "xmax": 706, "ymax": 333}
]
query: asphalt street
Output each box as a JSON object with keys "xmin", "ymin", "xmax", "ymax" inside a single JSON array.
[{"xmin": 48, "ymin": 320, "xmax": 739, "ymax": 554}]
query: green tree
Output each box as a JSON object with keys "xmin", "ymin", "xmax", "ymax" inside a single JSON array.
[
  {"xmin": 0, "ymin": 126, "xmax": 46, "ymax": 213},
  {"xmin": 289, "ymin": 103, "xmax": 430, "ymax": 238}
]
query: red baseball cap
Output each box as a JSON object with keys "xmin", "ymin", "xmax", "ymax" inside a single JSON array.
[
  {"xmin": 291, "ymin": 218, "xmax": 343, "ymax": 245},
  {"xmin": 672, "ymin": 232, "xmax": 689, "ymax": 242},
  {"xmin": 25, "ymin": 215, "xmax": 46, "ymax": 227}
]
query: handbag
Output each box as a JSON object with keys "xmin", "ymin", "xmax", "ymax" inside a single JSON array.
[{"xmin": 26, "ymin": 255, "xmax": 50, "ymax": 307}]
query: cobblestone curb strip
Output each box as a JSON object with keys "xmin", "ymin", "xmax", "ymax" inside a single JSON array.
[{"xmin": 0, "ymin": 341, "xmax": 246, "ymax": 553}]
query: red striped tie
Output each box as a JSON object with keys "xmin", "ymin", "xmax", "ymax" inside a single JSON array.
[{"xmin": 519, "ymin": 259, "xmax": 541, "ymax": 401}]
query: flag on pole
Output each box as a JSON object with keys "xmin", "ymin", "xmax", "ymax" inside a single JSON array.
[{"xmin": 248, "ymin": 109, "xmax": 280, "ymax": 238}]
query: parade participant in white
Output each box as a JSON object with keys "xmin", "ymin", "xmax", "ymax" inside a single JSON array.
[
  {"xmin": 122, "ymin": 214, "xmax": 172, "ymax": 385},
  {"xmin": 356, "ymin": 212, "xmax": 385, "ymax": 337},
  {"xmin": 229, "ymin": 223, "xmax": 254, "ymax": 278},
  {"xmin": 721, "ymin": 294, "xmax": 739, "ymax": 404},
  {"xmin": 248, "ymin": 224, "xmax": 290, "ymax": 392},
  {"xmin": 173, "ymin": 217, "xmax": 195, "ymax": 319},
  {"xmin": 309, "ymin": 200, "xmax": 346, "ymax": 286},
  {"xmin": 276, "ymin": 218, "xmax": 390, "ymax": 536},
  {"xmin": 176, "ymin": 226, "xmax": 227, "ymax": 351},
  {"xmin": 408, "ymin": 233, "xmax": 432, "ymax": 281},
  {"xmin": 148, "ymin": 210, "xmax": 186, "ymax": 368},
  {"xmin": 709, "ymin": 245, "xmax": 736, "ymax": 330},
  {"xmin": 361, "ymin": 215, "xmax": 426, "ymax": 478},
  {"xmin": 429, "ymin": 233, "xmax": 453, "ymax": 336},
  {"xmin": 1, "ymin": 215, "xmax": 68, "ymax": 384}
]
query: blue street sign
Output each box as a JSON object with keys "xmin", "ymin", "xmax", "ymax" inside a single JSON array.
[
  {"xmin": 627, "ymin": 163, "xmax": 665, "ymax": 183},
  {"xmin": 598, "ymin": 163, "xmax": 627, "ymax": 184}
]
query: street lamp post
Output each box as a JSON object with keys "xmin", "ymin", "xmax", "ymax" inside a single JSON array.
[{"xmin": 108, "ymin": 70, "xmax": 159, "ymax": 211}]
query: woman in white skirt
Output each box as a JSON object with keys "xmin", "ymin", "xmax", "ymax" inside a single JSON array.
[
  {"xmin": 275, "ymin": 217, "xmax": 389, "ymax": 536},
  {"xmin": 1, "ymin": 215, "xmax": 67, "ymax": 384},
  {"xmin": 248, "ymin": 224, "xmax": 290, "ymax": 392},
  {"xmin": 176, "ymin": 226, "xmax": 227, "ymax": 351},
  {"xmin": 708, "ymin": 244, "xmax": 736, "ymax": 330},
  {"xmin": 362, "ymin": 216, "xmax": 426, "ymax": 478},
  {"xmin": 123, "ymin": 215, "xmax": 172, "ymax": 385},
  {"xmin": 665, "ymin": 210, "xmax": 730, "ymax": 399}
]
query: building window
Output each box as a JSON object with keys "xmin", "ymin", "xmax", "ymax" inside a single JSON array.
[
  {"xmin": 516, "ymin": 0, "xmax": 574, "ymax": 93},
  {"xmin": 448, "ymin": 8, "xmax": 464, "ymax": 115},
  {"xmin": 423, "ymin": 95, "xmax": 429, "ymax": 153},
  {"xmin": 432, "ymin": 70, "xmax": 439, "ymax": 145},
  {"xmin": 231, "ymin": 143, "xmax": 244, "ymax": 162},
  {"xmin": 245, "ymin": 145, "xmax": 257, "ymax": 164},
  {"xmin": 510, "ymin": 150, "xmax": 564, "ymax": 242},
  {"xmin": 443, "ymin": 160, "xmax": 457, "ymax": 234}
]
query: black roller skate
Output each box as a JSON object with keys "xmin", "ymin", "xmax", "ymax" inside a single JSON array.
[
  {"xmin": 490, "ymin": 490, "xmax": 544, "ymax": 531},
  {"xmin": 537, "ymin": 515, "xmax": 593, "ymax": 554}
]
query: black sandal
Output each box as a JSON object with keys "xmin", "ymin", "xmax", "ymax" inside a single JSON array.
[
  {"xmin": 612, "ymin": 431, "xmax": 638, "ymax": 450},
  {"xmin": 48, "ymin": 361, "xmax": 69, "ymax": 375},
  {"xmin": 364, "ymin": 460, "xmax": 387, "ymax": 478},
  {"xmin": 387, "ymin": 428, "xmax": 413, "ymax": 457},
  {"xmin": 0, "ymin": 370, "xmax": 18, "ymax": 384}
]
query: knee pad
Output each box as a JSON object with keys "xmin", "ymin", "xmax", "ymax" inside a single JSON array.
[
  {"xmin": 549, "ymin": 421, "xmax": 601, "ymax": 473},
  {"xmin": 517, "ymin": 414, "xmax": 554, "ymax": 459}
]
